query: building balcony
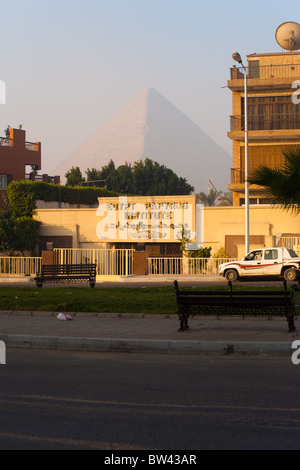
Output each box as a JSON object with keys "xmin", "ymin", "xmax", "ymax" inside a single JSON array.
[
  {"xmin": 228, "ymin": 168, "xmax": 265, "ymax": 193},
  {"xmin": 0, "ymin": 136, "xmax": 40, "ymax": 151},
  {"xmin": 228, "ymin": 63, "xmax": 300, "ymax": 91},
  {"xmin": 0, "ymin": 137, "xmax": 13, "ymax": 147},
  {"xmin": 231, "ymin": 168, "xmax": 245, "ymax": 184},
  {"xmin": 25, "ymin": 173, "xmax": 60, "ymax": 184},
  {"xmin": 25, "ymin": 141, "xmax": 40, "ymax": 152},
  {"xmin": 230, "ymin": 63, "xmax": 300, "ymax": 80},
  {"xmin": 228, "ymin": 114, "xmax": 300, "ymax": 141},
  {"xmin": 230, "ymin": 114, "xmax": 300, "ymax": 131},
  {"xmin": 0, "ymin": 128, "xmax": 41, "ymax": 182}
]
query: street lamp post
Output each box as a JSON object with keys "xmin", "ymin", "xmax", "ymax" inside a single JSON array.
[{"xmin": 232, "ymin": 52, "xmax": 249, "ymax": 256}]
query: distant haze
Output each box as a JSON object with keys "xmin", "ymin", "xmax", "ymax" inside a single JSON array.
[{"xmin": 53, "ymin": 88, "xmax": 231, "ymax": 193}]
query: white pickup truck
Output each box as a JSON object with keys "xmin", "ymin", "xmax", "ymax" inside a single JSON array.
[{"xmin": 219, "ymin": 247, "xmax": 300, "ymax": 282}]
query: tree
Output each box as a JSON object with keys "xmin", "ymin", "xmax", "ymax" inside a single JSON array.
[
  {"xmin": 116, "ymin": 163, "xmax": 134, "ymax": 194},
  {"xmin": 0, "ymin": 210, "xmax": 15, "ymax": 254},
  {"xmin": 5, "ymin": 182, "xmax": 36, "ymax": 217},
  {"xmin": 4, "ymin": 125, "xmax": 10, "ymax": 139},
  {"xmin": 178, "ymin": 227, "xmax": 212, "ymax": 258},
  {"xmin": 132, "ymin": 158, "xmax": 194, "ymax": 195},
  {"xmin": 76, "ymin": 159, "xmax": 194, "ymax": 196},
  {"xmin": 85, "ymin": 168, "xmax": 107, "ymax": 187},
  {"xmin": 65, "ymin": 166, "xmax": 85, "ymax": 186},
  {"xmin": 248, "ymin": 145, "xmax": 300, "ymax": 214},
  {"xmin": 93, "ymin": 160, "xmax": 118, "ymax": 191},
  {"xmin": 197, "ymin": 188, "xmax": 233, "ymax": 207},
  {"xmin": 197, "ymin": 189, "xmax": 219, "ymax": 206},
  {"xmin": 0, "ymin": 209, "xmax": 40, "ymax": 255},
  {"xmin": 217, "ymin": 191, "xmax": 233, "ymax": 206},
  {"xmin": 13, "ymin": 216, "xmax": 40, "ymax": 255},
  {"xmin": 1, "ymin": 183, "xmax": 40, "ymax": 255}
]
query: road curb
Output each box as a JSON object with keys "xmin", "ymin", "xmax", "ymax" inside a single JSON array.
[{"xmin": 0, "ymin": 334, "xmax": 294, "ymax": 356}]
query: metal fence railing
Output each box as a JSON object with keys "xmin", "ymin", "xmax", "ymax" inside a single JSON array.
[
  {"xmin": 148, "ymin": 257, "xmax": 238, "ymax": 276},
  {"xmin": 148, "ymin": 258, "xmax": 182, "ymax": 275},
  {"xmin": 185, "ymin": 257, "xmax": 238, "ymax": 276},
  {"xmin": 230, "ymin": 114, "xmax": 300, "ymax": 132},
  {"xmin": 54, "ymin": 248, "xmax": 134, "ymax": 276},
  {"xmin": 0, "ymin": 137, "xmax": 12, "ymax": 147},
  {"xmin": 25, "ymin": 141, "xmax": 39, "ymax": 152},
  {"xmin": 0, "ymin": 254, "xmax": 239, "ymax": 277},
  {"xmin": 0, "ymin": 257, "xmax": 42, "ymax": 275},
  {"xmin": 230, "ymin": 63, "xmax": 300, "ymax": 80}
]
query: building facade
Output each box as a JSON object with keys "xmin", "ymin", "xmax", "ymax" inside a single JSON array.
[
  {"xmin": 34, "ymin": 195, "xmax": 300, "ymax": 259},
  {"xmin": 36, "ymin": 195, "xmax": 204, "ymax": 257},
  {"xmin": 228, "ymin": 51, "xmax": 300, "ymax": 206},
  {"xmin": 0, "ymin": 127, "xmax": 60, "ymax": 192},
  {"xmin": 0, "ymin": 128, "xmax": 41, "ymax": 190}
]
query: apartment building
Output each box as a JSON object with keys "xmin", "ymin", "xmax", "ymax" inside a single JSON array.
[
  {"xmin": 227, "ymin": 51, "xmax": 300, "ymax": 206},
  {"xmin": 0, "ymin": 127, "xmax": 60, "ymax": 192}
]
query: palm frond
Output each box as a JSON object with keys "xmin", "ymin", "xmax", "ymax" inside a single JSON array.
[{"xmin": 248, "ymin": 145, "xmax": 300, "ymax": 214}]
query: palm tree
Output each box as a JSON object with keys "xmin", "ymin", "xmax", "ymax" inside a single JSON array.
[
  {"xmin": 197, "ymin": 189, "xmax": 219, "ymax": 206},
  {"xmin": 218, "ymin": 191, "xmax": 233, "ymax": 206},
  {"xmin": 248, "ymin": 145, "xmax": 300, "ymax": 214},
  {"xmin": 197, "ymin": 189, "xmax": 233, "ymax": 207}
]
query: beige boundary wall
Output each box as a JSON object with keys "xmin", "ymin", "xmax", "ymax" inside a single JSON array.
[
  {"xmin": 34, "ymin": 199, "xmax": 300, "ymax": 258},
  {"xmin": 204, "ymin": 205, "xmax": 300, "ymax": 258},
  {"xmin": 35, "ymin": 195, "xmax": 201, "ymax": 250}
]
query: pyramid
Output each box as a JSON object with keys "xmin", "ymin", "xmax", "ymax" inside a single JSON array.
[{"xmin": 53, "ymin": 88, "xmax": 231, "ymax": 192}]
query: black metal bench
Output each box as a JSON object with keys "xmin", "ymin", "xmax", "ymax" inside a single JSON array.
[
  {"xmin": 174, "ymin": 280, "xmax": 296, "ymax": 333},
  {"xmin": 35, "ymin": 264, "xmax": 97, "ymax": 288}
]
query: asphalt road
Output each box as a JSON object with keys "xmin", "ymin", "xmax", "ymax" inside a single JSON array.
[{"xmin": 1, "ymin": 349, "xmax": 300, "ymax": 451}]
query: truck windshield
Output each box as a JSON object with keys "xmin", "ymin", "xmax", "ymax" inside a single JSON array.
[{"xmin": 287, "ymin": 248, "xmax": 299, "ymax": 258}]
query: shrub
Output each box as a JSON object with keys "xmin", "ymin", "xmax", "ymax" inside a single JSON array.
[
  {"xmin": 213, "ymin": 247, "xmax": 229, "ymax": 258},
  {"xmin": 6, "ymin": 180, "xmax": 119, "ymax": 215}
]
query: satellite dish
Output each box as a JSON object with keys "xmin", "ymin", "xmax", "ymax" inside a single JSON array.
[{"xmin": 275, "ymin": 22, "xmax": 300, "ymax": 51}]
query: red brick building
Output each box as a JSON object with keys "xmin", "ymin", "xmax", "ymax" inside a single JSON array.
[{"xmin": 0, "ymin": 127, "xmax": 60, "ymax": 190}]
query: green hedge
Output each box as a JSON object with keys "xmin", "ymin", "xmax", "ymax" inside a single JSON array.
[{"xmin": 6, "ymin": 181, "xmax": 119, "ymax": 216}]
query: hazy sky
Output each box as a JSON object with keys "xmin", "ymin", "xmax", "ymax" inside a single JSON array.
[{"xmin": 0, "ymin": 0, "xmax": 298, "ymax": 176}]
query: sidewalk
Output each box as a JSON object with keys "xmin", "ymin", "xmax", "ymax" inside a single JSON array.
[
  {"xmin": 0, "ymin": 310, "xmax": 298, "ymax": 356},
  {"xmin": 0, "ymin": 275, "xmax": 298, "ymax": 356}
]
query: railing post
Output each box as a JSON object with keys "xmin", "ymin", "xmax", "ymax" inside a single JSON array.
[
  {"xmin": 133, "ymin": 251, "xmax": 148, "ymax": 275},
  {"xmin": 182, "ymin": 255, "xmax": 189, "ymax": 275},
  {"xmin": 42, "ymin": 251, "xmax": 54, "ymax": 265},
  {"xmin": 125, "ymin": 250, "xmax": 129, "ymax": 276}
]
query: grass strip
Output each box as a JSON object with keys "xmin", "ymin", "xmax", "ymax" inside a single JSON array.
[
  {"xmin": 0, "ymin": 284, "xmax": 299, "ymax": 315},
  {"xmin": 0, "ymin": 286, "xmax": 177, "ymax": 315}
]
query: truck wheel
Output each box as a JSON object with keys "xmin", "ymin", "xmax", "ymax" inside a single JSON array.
[
  {"xmin": 225, "ymin": 269, "xmax": 238, "ymax": 282},
  {"xmin": 284, "ymin": 268, "xmax": 297, "ymax": 282}
]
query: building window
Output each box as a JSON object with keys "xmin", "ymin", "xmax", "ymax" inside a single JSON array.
[
  {"xmin": 259, "ymin": 198, "xmax": 273, "ymax": 205},
  {"xmin": 159, "ymin": 243, "xmax": 182, "ymax": 257},
  {"xmin": 241, "ymin": 95, "xmax": 300, "ymax": 131},
  {"xmin": 239, "ymin": 197, "xmax": 274, "ymax": 206},
  {"xmin": 0, "ymin": 175, "xmax": 7, "ymax": 190}
]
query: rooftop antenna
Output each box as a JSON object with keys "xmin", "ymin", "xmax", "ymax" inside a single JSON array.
[{"xmin": 275, "ymin": 22, "xmax": 300, "ymax": 51}]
